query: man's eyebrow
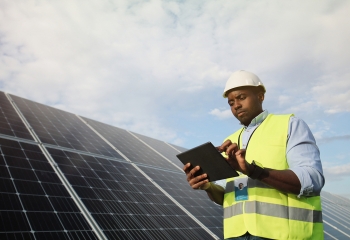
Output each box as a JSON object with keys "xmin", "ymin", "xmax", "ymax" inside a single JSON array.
[{"xmin": 235, "ymin": 93, "xmax": 245, "ymax": 99}]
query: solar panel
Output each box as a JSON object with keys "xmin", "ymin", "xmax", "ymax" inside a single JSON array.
[
  {"xmin": 0, "ymin": 92, "xmax": 34, "ymax": 140},
  {"xmin": 321, "ymin": 191, "xmax": 350, "ymax": 239},
  {"xmin": 138, "ymin": 166, "xmax": 223, "ymax": 238},
  {"xmin": 10, "ymin": 94, "xmax": 122, "ymax": 159},
  {"xmin": 46, "ymin": 147, "xmax": 216, "ymax": 239},
  {"xmin": 0, "ymin": 138, "xmax": 98, "ymax": 239},
  {"xmin": 132, "ymin": 132, "xmax": 185, "ymax": 169},
  {"xmin": 1, "ymin": 90, "xmax": 350, "ymax": 240},
  {"xmin": 81, "ymin": 117, "xmax": 180, "ymax": 171},
  {"xmin": 169, "ymin": 143, "xmax": 188, "ymax": 153}
]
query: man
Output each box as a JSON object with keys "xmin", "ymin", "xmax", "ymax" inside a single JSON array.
[{"xmin": 184, "ymin": 70, "xmax": 325, "ymax": 240}]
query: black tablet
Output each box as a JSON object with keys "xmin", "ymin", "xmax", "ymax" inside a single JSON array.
[{"xmin": 176, "ymin": 142, "xmax": 239, "ymax": 182}]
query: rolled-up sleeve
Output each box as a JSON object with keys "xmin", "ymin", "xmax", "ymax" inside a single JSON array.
[{"xmin": 287, "ymin": 117, "xmax": 325, "ymax": 197}]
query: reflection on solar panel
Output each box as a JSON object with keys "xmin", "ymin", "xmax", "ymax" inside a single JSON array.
[
  {"xmin": 0, "ymin": 92, "xmax": 34, "ymax": 140},
  {"xmin": 0, "ymin": 90, "xmax": 349, "ymax": 240},
  {"xmin": 11, "ymin": 94, "xmax": 122, "ymax": 159},
  {"xmin": 46, "ymin": 148, "xmax": 215, "ymax": 239},
  {"xmin": 0, "ymin": 138, "xmax": 97, "ymax": 239},
  {"xmin": 81, "ymin": 117, "xmax": 180, "ymax": 171},
  {"xmin": 138, "ymin": 166, "xmax": 223, "ymax": 237},
  {"xmin": 132, "ymin": 132, "xmax": 185, "ymax": 169},
  {"xmin": 321, "ymin": 191, "xmax": 350, "ymax": 239}
]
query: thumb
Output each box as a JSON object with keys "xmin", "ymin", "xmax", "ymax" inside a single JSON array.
[{"xmin": 235, "ymin": 149, "xmax": 246, "ymax": 161}]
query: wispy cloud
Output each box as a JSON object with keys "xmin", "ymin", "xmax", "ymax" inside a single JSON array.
[
  {"xmin": 318, "ymin": 134, "xmax": 350, "ymax": 144},
  {"xmin": 324, "ymin": 163, "xmax": 350, "ymax": 181},
  {"xmin": 209, "ymin": 108, "xmax": 232, "ymax": 120},
  {"xmin": 1, "ymin": 0, "xmax": 350, "ymax": 147}
]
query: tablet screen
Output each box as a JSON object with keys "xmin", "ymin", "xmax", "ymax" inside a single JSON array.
[{"xmin": 176, "ymin": 142, "xmax": 239, "ymax": 182}]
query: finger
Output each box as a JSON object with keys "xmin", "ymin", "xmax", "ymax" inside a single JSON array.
[
  {"xmin": 189, "ymin": 173, "xmax": 208, "ymax": 188},
  {"xmin": 186, "ymin": 166, "xmax": 200, "ymax": 181},
  {"xmin": 235, "ymin": 149, "xmax": 246, "ymax": 159},
  {"xmin": 217, "ymin": 140, "xmax": 232, "ymax": 152},
  {"xmin": 226, "ymin": 143, "xmax": 238, "ymax": 157},
  {"xmin": 183, "ymin": 163, "xmax": 191, "ymax": 172},
  {"xmin": 189, "ymin": 166, "xmax": 200, "ymax": 177},
  {"xmin": 193, "ymin": 179, "xmax": 209, "ymax": 190}
]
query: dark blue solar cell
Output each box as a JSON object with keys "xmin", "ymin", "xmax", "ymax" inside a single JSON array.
[
  {"xmin": 11, "ymin": 94, "xmax": 123, "ymax": 159},
  {"xmin": 0, "ymin": 165, "xmax": 10, "ymax": 178},
  {"xmin": 26, "ymin": 212, "xmax": 64, "ymax": 231},
  {"xmin": 0, "ymin": 193, "xmax": 22, "ymax": 210},
  {"xmin": 0, "ymin": 92, "xmax": 34, "ymax": 140},
  {"xmin": 49, "ymin": 197, "xmax": 80, "ymax": 212},
  {"xmin": 21, "ymin": 195, "xmax": 54, "ymax": 211},
  {"xmin": 0, "ymin": 211, "xmax": 31, "ymax": 231},
  {"xmin": 0, "ymin": 233, "xmax": 35, "ymax": 240},
  {"xmin": 0, "ymin": 178, "xmax": 16, "ymax": 193},
  {"xmin": 0, "ymin": 138, "xmax": 96, "ymax": 239},
  {"xmin": 81, "ymin": 117, "xmax": 180, "ymax": 170}
]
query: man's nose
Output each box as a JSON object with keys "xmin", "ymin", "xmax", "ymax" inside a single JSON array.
[{"xmin": 234, "ymin": 102, "xmax": 241, "ymax": 110}]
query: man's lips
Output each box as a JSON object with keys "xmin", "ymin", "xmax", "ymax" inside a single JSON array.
[{"xmin": 237, "ymin": 111, "xmax": 245, "ymax": 117}]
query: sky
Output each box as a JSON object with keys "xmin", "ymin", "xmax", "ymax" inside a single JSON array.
[{"xmin": 1, "ymin": 0, "xmax": 350, "ymax": 198}]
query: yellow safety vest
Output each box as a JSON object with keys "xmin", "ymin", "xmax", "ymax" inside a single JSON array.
[{"xmin": 223, "ymin": 114, "xmax": 324, "ymax": 240}]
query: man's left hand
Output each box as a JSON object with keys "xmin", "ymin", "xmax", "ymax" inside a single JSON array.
[{"xmin": 217, "ymin": 140, "xmax": 253, "ymax": 175}]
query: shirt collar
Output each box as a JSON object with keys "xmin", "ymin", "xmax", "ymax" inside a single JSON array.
[{"xmin": 242, "ymin": 110, "xmax": 269, "ymax": 128}]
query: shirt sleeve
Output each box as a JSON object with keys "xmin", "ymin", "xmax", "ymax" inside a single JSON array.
[{"xmin": 287, "ymin": 116, "xmax": 325, "ymax": 197}]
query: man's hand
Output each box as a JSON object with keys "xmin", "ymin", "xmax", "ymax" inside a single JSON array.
[
  {"xmin": 217, "ymin": 140, "xmax": 253, "ymax": 176},
  {"xmin": 183, "ymin": 163, "xmax": 210, "ymax": 190},
  {"xmin": 218, "ymin": 140, "xmax": 302, "ymax": 195}
]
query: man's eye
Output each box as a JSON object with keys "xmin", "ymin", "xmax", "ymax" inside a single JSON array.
[{"xmin": 228, "ymin": 102, "xmax": 234, "ymax": 106}]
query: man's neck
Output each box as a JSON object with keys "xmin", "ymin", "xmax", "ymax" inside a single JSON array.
[{"xmin": 241, "ymin": 110, "xmax": 268, "ymax": 127}]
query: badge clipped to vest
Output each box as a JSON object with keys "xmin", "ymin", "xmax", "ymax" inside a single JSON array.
[{"xmin": 234, "ymin": 176, "xmax": 248, "ymax": 201}]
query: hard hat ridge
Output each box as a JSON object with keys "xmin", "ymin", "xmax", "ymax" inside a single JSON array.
[{"xmin": 223, "ymin": 70, "xmax": 266, "ymax": 98}]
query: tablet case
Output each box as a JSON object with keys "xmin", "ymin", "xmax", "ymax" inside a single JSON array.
[{"xmin": 176, "ymin": 142, "xmax": 239, "ymax": 182}]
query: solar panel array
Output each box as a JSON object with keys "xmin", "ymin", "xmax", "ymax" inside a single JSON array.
[{"xmin": 0, "ymin": 91, "xmax": 349, "ymax": 240}]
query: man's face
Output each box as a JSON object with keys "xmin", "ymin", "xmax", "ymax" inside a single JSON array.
[{"xmin": 227, "ymin": 87, "xmax": 264, "ymax": 126}]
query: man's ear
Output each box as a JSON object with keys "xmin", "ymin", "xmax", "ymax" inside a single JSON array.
[{"xmin": 258, "ymin": 92, "xmax": 264, "ymax": 103}]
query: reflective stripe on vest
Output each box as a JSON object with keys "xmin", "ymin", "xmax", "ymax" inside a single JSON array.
[{"xmin": 224, "ymin": 201, "xmax": 323, "ymax": 223}]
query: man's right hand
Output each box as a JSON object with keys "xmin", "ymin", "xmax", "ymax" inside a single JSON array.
[{"xmin": 183, "ymin": 163, "xmax": 210, "ymax": 190}]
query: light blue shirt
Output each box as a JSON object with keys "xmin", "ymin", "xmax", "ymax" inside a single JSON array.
[{"xmin": 240, "ymin": 110, "xmax": 324, "ymax": 197}]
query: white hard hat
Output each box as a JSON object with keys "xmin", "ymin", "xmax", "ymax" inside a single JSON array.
[{"xmin": 223, "ymin": 70, "xmax": 266, "ymax": 98}]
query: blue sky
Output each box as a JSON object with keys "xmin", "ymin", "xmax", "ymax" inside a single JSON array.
[{"xmin": 1, "ymin": 0, "xmax": 350, "ymax": 198}]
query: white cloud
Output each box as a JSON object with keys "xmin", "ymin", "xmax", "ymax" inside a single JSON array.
[
  {"xmin": 209, "ymin": 108, "xmax": 232, "ymax": 119},
  {"xmin": 312, "ymin": 72, "xmax": 350, "ymax": 113},
  {"xmin": 308, "ymin": 120, "xmax": 331, "ymax": 140},
  {"xmin": 324, "ymin": 163, "xmax": 350, "ymax": 181},
  {"xmin": 178, "ymin": 85, "xmax": 204, "ymax": 93},
  {"xmin": 1, "ymin": 0, "xmax": 350, "ymax": 147},
  {"xmin": 317, "ymin": 134, "xmax": 350, "ymax": 144},
  {"xmin": 278, "ymin": 95, "xmax": 291, "ymax": 106}
]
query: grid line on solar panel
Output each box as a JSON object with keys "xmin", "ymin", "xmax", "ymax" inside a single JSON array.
[
  {"xmin": 323, "ymin": 219, "xmax": 350, "ymax": 239},
  {"xmin": 76, "ymin": 119, "xmax": 220, "ymax": 236},
  {"xmin": 321, "ymin": 202, "xmax": 350, "ymax": 238},
  {"xmin": 323, "ymin": 212, "xmax": 350, "ymax": 236},
  {"xmin": 0, "ymin": 92, "xmax": 34, "ymax": 141},
  {"xmin": 80, "ymin": 116, "xmax": 181, "ymax": 170},
  {"xmin": 138, "ymin": 165, "xmax": 223, "ymax": 237},
  {"xmin": 132, "ymin": 131, "xmax": 186, "ymax": 169},
  {"xmin": 10, "ymin": 94, "xmax": 123, "ymax": 159},
  {"xmin": 46, "ymin": 147, "xmax": 217, "ymax": 239},
  {"xmin": 0, "ymin": 138, "xmax": 98, "ymax": 239},
  {"xmin": 322, "ymin": 201, "xmax": 350, "ymax": 220},
  {"xmin": 169, "ymin": 142, "xmax": 188, "ymax": 153},
  {"xmin": 131, "ymin": 164, "xmax": 220, "ymax": 239}
]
